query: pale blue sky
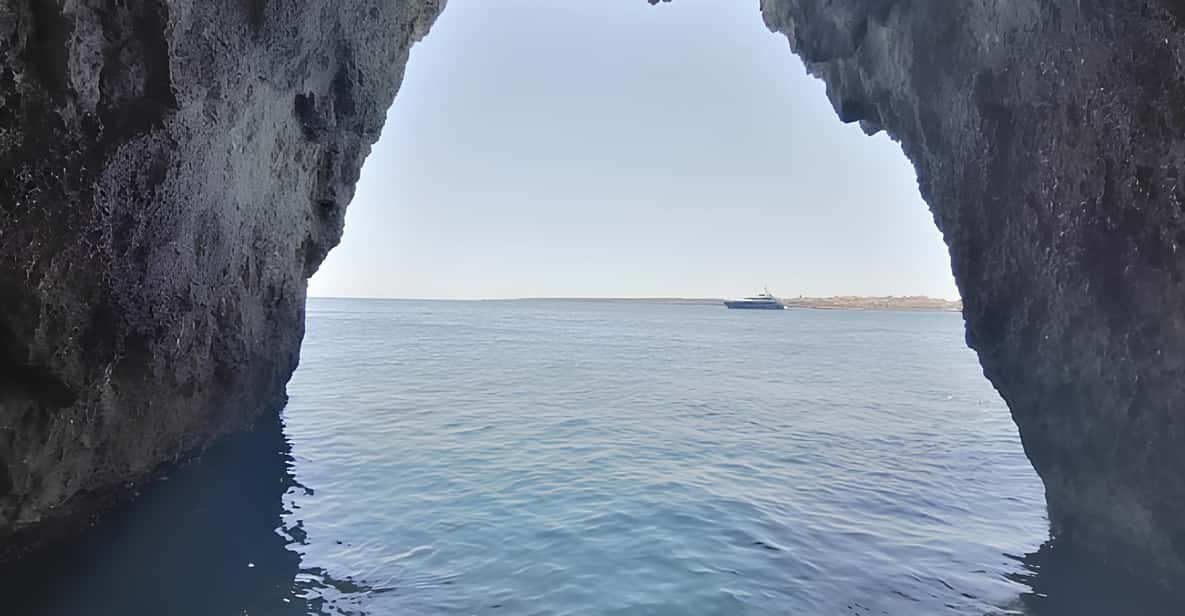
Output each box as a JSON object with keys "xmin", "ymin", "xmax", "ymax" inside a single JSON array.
[{"xmin": 308, "ymin": 0, "xmax": 959, "ymax": 300}]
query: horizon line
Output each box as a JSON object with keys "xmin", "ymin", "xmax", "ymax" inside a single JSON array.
[{"xmin": 307, "ymin": 294, "xmax": 964, "ymax": 302}]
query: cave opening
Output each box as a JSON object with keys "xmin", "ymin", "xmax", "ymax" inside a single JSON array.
[
  {"xmin": 284, "ymin": 1, "xmax": 1061, "ymax": 613},
  {"xmin": 308, "ymin": 0, "xmax": 958, "ymax": 303}
]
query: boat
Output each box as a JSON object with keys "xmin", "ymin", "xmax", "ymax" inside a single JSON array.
[{"xmin": 724, "ymin": 287, "xmax": 785, "ymax": 310}]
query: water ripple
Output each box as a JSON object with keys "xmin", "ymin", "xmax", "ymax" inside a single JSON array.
[
  {"xmin": 283, "ymin": 299, "xmax": 1052, "ymax": 614},
  {"xmin": 6, "ymin": 299, "xmax": 1175, "ymax": 615}
]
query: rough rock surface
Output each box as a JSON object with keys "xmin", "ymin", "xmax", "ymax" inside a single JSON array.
[
  {"xmin": 3, "ymin": 0, "xmax": 1185, "ymax": 592},
  {"xmin": 758, "ymin": 0, "xmax": 1185, "ymax": 587},
  {"xmin": 0, "ymin": 0, "xmax": 444, "ymax": 556}
]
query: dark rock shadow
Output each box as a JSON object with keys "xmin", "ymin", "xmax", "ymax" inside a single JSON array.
[
  {"xmin": 1003, "ymin": 540, "xmax": 1185, "ymax": 616},
  {"xmin": 0, "ymin": 414, "xmax": 357, "ymax": 616}
]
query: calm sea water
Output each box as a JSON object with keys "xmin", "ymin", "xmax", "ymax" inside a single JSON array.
[{"xmin": 3, "ymin": 298, "xmax": 1180, "ymax": 614}]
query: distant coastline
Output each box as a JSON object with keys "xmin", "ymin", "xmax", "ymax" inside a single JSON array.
[
  {"xmin": 309, "ymin": 296, "xmax": 964, "ymax": 312},
  {"xmin": 779, "ymin": 296, "xmax": 962, "ymax": 312},
  {"xmin": 513, "ymin": 296, "xmax": 963, "ymax": 312}
]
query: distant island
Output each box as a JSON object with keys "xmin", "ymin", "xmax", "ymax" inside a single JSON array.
[{"xmin": 515, "ymin": 296, "xmax": 963, "ymax": 312}]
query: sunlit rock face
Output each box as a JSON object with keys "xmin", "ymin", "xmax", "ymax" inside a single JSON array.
[
  {"xmin": 760, "ymin": 0, "xmax": 1185, "ymax": 586},
  {"xmin": 0, "ymin": 0, "xmax": 444, "ymax": 556}
]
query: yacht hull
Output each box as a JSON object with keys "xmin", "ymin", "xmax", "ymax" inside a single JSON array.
[{"xmin": 723, "ymin": 301, "xmax": 785, "ymax": 310}]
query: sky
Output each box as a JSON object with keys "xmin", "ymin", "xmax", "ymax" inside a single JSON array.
[{"xmin": 308, "ymin": 0, "xmax": 960, "ymax": 300}]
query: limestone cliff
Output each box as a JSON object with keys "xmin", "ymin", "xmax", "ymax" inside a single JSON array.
[
  {"xmin": 758, "ymin": 0, "xmax": 1185, "ymax": 586},
  {"xmin": 0, "ymin": 0, "xmax": 444, "ymax": 556}
]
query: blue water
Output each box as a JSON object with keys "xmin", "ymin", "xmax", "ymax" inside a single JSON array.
[
  {"xmin": 282, "ymin": 299, "xmax": 1048, "ymax": 615},
  {"xmin": 5, "ymin": 298, "xmax": 1178, "ymax": 614}
]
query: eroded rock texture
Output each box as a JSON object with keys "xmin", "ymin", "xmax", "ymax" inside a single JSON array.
[
  {"xmin": 0, "ymin": 0, "xmax": 444, "ymax": 555},
  {"xmin": 759, "ymin": 0, "xmax": 1185, "ymax": 586}
]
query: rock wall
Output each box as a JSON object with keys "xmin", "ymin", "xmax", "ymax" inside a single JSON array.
[
  {"xmin": 0, "ymin": 0, "xmax": 444, "ymax": 556},
  {"xmin": 758, "ymin": 0, "xmax": 1185, "ymax": 586}
]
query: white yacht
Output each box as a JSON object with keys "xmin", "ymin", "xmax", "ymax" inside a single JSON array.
[{"xmin": 723, "ymin": 287, "xmax": 785, "ymax": 310}]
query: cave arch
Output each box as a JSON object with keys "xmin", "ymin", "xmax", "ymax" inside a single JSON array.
[{"xmin": 1, "ymin": 0, "xmax": 1184, "ymax": 592}]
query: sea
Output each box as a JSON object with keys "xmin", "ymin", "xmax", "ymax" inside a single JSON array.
[{"xmin": 2, "ymin": 298, "xmax": 1177, "ymax": 615}]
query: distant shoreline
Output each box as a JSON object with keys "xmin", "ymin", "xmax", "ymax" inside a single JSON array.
[
  {"xmin": 310, "ymin": 296, "xmax": 963, "ymax": 312},
  {"xmin": 779, "ymin": 296, "xmax": 963, "ymax": 312},
  {"xmin": 522, "ymin": 296, "xmax": 963, "ymax": 312}
]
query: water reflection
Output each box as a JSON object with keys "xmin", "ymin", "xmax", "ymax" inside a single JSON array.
[
  {"xmin": 1004, "ymin": 540, "xmax": 1185, "ymax": 615},
  {"xmin": 0, "ymin": 415, "xmax": 371, "ymax": 616},
  {"xmin": 0, "ymin": 415, "xmax": 1182, "ymax": 615}
]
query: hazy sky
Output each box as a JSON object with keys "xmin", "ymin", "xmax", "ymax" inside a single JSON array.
[{"xmin": 308, "ymin": 0, "xmax": 960, "ymax": 300}]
